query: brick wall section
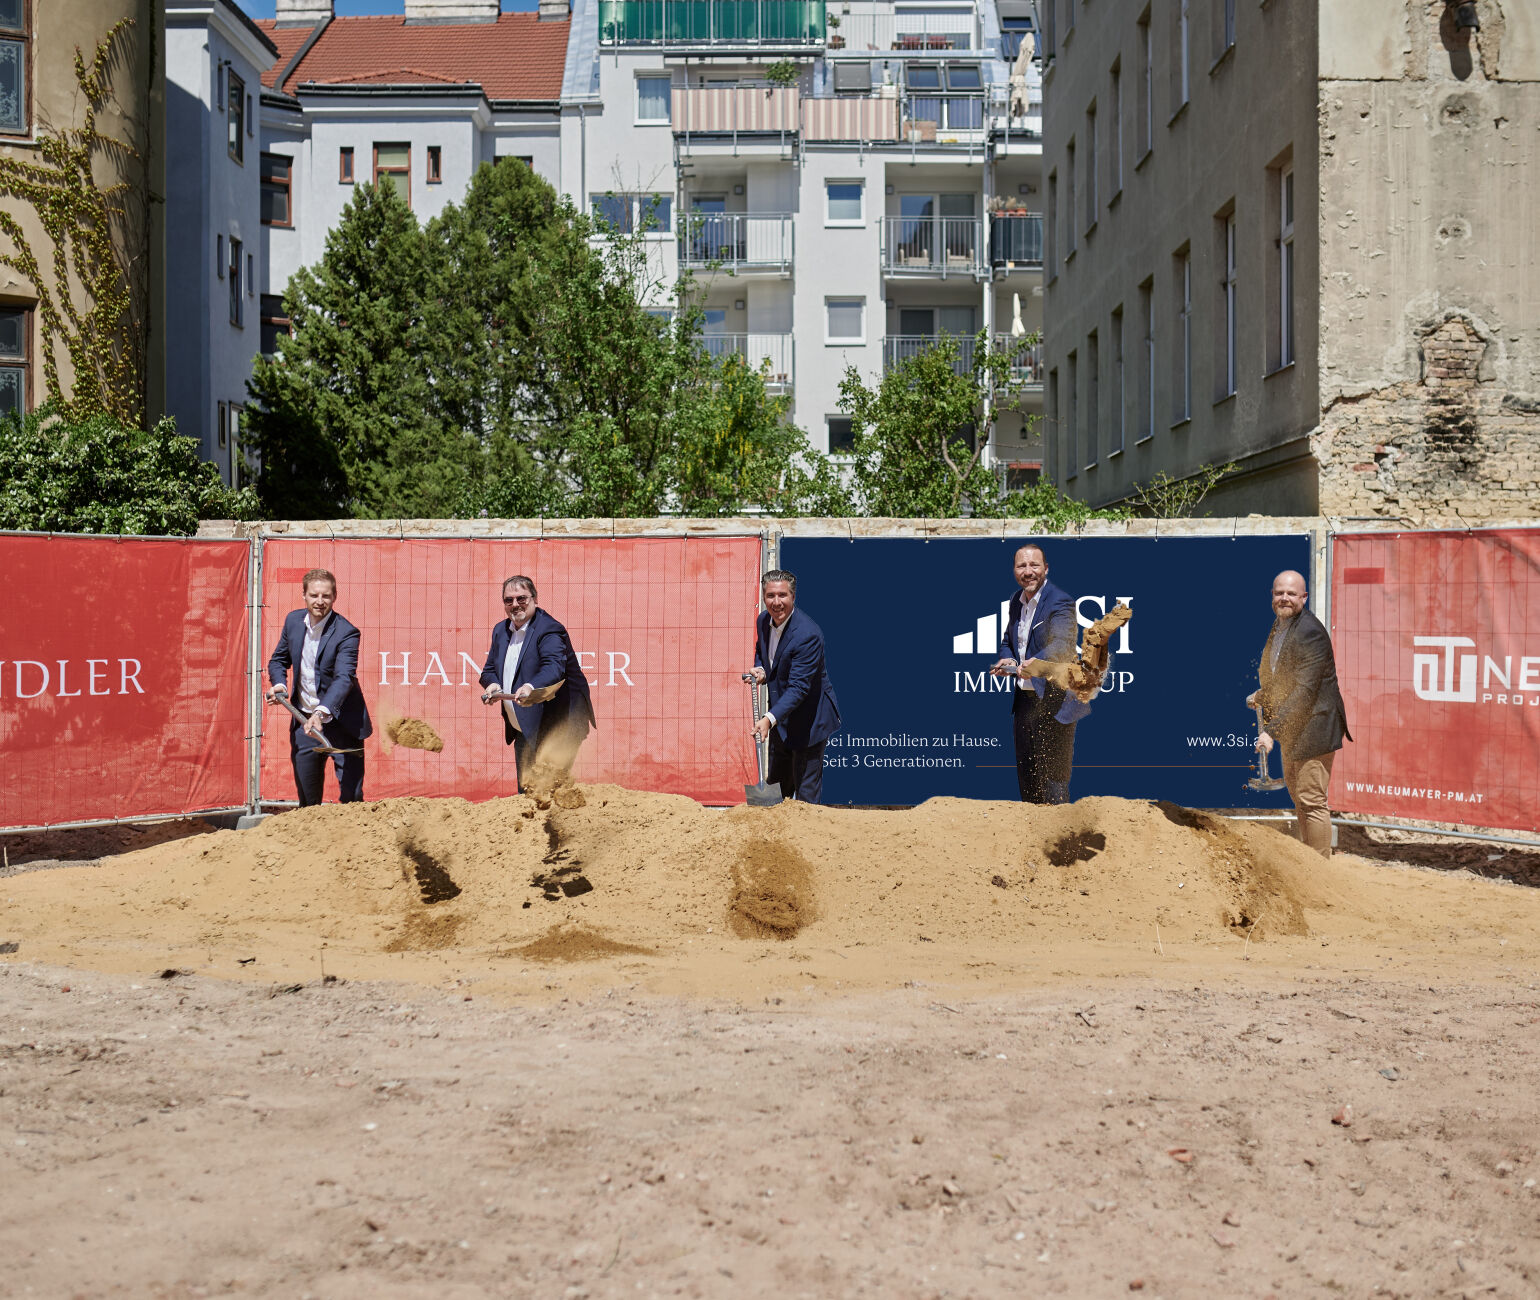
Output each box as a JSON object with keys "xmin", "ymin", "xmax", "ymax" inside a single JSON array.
[{"xmin": 1313, "ymin": 313, "xmax": 1540, "ymax": 522}]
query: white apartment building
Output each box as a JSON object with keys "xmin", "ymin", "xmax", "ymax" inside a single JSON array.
[
  {"xmin": 186, "ymin": 0, "xmax": 1047, "ymax": 483},
  {"xmin": 164, "ymin": 0, "xmax": 279, "ymax": 482}
]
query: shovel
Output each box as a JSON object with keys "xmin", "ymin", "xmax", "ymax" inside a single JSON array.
[
  {"xmin": 271, "ymin": 692, "xmax": 363, "ymax": 756},
  {"xmin": 742, "ymin": 674, "xmax": 783, "ymax": 807},
  {"xmin": 1247, "ymin": 703, "xmax": 1286, "ymax": 793}
]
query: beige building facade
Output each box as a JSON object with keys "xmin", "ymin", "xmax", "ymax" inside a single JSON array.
[
  {"xmin": 1040, "ymin": 0, "xmax": 1540, "ymax": 520},
  {"xmin": 0, "ymin": 0, "xmax": 162, "ymax": 425}
]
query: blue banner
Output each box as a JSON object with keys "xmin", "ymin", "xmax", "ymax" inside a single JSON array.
[{"xmin": 779, "ymin": 534, "xmax": 1311, "ymax": 807}]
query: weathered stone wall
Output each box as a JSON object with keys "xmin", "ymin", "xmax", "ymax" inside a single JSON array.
[
  {"xmin": 1316, "ymin": 1, "xmax": 1540, "ymax": 521},
  {"xmin": 1315, "ymin": 313, "xmax": 1540, "ymax": 520}
]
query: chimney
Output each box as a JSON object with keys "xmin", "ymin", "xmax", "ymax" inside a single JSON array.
[
  {"xmin": 274, "ymin": 0, "xmax": 333, "ymax": 26},
  {"xmin": 538, "ymin": 0, "xmax": 571, "ymax": 19},
  {"xmin": 403, "ymin": 0, "xmax": 500, "ymax": 22}
]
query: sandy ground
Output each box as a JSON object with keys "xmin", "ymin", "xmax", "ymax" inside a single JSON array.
[{"xmin": 3, "ymin": 790, "xmax": 1539, "ymax": 1298}]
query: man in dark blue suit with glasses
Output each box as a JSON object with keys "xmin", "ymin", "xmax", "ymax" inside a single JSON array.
[{"xmin": 750, "ymin": 569, "xmax": 841, "ymax": 803}]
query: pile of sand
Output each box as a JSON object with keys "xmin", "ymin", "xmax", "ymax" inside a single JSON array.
[{"xmin": 2, "ymin": 788, "xmax": 1537, "ymax": 994}]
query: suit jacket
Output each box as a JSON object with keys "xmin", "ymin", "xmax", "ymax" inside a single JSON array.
[
  {"xmin": 1000, "ymin": 579, "xmax": 1089, "ymax": 726},
  {"xmin": 267, "ymin": 609, "xmax": 373, "ymax": 739},
  {"xmin": 754, "ymin": 606, "xmax": 841, "ymax": 750},
  {"xmin": 478, "ymin": 607, "xmax": 596, "ymax": 748},
  {"xmin": 1258, "ymin": 607, "xmax": 1351, "ymax": 763}
]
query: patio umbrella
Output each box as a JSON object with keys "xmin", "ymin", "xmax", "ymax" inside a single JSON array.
[{"xmin": 1011, "ymin": 292, "xmax": 1027, "ymax": 338}]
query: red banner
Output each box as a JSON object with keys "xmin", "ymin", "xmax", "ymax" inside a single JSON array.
[
  {"xmin": 0, "ymin": 536, "xmax": 251, "ymax": 829},
  {"xmin": 1331, "ymin": 528, "xmax": 1540, "ymax": 832},
  {"xmin": 258, "ymin": 537, "xmax": 762, "ymax": 805}
]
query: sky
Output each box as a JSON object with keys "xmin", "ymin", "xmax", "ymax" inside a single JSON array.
[{"xmin": 231, "ymin": 0, "xmax": 537, "ymax": 18}]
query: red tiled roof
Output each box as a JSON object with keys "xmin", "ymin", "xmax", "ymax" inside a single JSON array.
[{"xmin": 254, "ymin": 13, "xmax": 569, "ymax": 102}]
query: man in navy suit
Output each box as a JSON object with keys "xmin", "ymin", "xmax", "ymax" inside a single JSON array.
[
  {"xmin": 990, "ymin": 544, "xmax": 1089, "ymax": 804},
  {"xmin": 265, "ymin": 567, "xmax": 372, "ymax": 805},
  {"xmin": 478, "ymin": 575, "xmax": 596, "ymax": 792},
  {"xmin": 750, "ymin": 569, "xmax": 841, "ymax": 803}
]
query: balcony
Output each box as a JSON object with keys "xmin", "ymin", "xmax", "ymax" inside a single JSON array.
[
  {"xmin": 881, "ymin": 215, "xmax": 984, "ymax": 278},
  {"xmin": 703, "ymin": 333, "xmax": 795, "ymax": 392},
  {"xmin": 993, "ymin": 336, "xmax": 1044, "ymax": 389},
  {"xmin": 599, "ymin": 0, "xmax": 825, "ymax": 45},
  {"xmin": 801, "ymin": 96, "xmax": 900, "ymax": 141},
  {"xmin": 829, "ymin": 11, "xmax": 978, "ymax": 51},
  {"xmin": 883, "ymin": 334, "xmax": 976, "ymax": 376},
  {"xmin": 989, "ymin": 213, "xmax": 1043, "ymax": 272},
  {"xmin": 677, "ymin": 213, "xmax": 794, "ymax": 274},
  {"xmin": 672, "ymin": 86, "xmax": 800, "ymax": 154}
]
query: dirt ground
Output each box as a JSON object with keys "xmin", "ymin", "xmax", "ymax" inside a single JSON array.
[{"xmin": 3, "ymin": 790, "xmax": 1539, "ymax": 1298}]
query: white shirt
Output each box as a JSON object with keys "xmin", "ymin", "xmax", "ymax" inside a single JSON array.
[
  {"xmin": 501, "ymin": 620, "xmax": 531, "ymax": 732},
  {"xmin": 299, "ymin": 611, "xmax": 331, "ymax": 718},
  {"xmin": 764, "ymin": 613, "xmax": 791, "ymax": 727},
  {"xmin": 1015, "ymin": 589, "xmax": 1042, "ymax": 659}
]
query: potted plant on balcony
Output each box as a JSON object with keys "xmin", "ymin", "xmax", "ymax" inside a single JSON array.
[
  {"xmin": 766, "ymin": 59, "xmax": 799, "ymax": 88},
  {"xmin": 826, "ymin": 12, "xmax": 844, "ymax": 48}
]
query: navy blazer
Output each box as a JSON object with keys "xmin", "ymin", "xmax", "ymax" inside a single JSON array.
[
  {"xmin": 1000, "ymin": 579, "xmax": 1089, "ymax": 726},
  {"xmin": 1258, "ymin": 607, "xmax": 1351, "ymax": 763},
  {"xmin": 478, "ymin": 607, "xmax": 596, "ymax": 747},
  {"xmin": 754, "ymin": 606, "xmax": 841, "ymax": 749},
  {"xmin": 267, "ymin": 609, "xmax": 373, "ymax": 739}
]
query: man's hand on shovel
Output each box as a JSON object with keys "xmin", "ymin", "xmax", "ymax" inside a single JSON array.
[{"xmin": 303, "ymin": 710, "xmax": 330, "ymax": 740}]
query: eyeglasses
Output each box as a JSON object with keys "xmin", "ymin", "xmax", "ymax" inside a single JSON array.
[{"xmin": 503, "ymin": 595, "xmax": 532, "ymax": 606}]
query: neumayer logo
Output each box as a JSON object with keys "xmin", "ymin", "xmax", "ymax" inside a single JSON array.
[
  {"xmin": 1412, "ymin": 636, "xmax": 1540, "ymax": 705},
  {"xmin": 951, "ymin": 596, "xmax": 1135, "ymax": 695}
]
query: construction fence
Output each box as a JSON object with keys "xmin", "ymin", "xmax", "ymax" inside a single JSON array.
[{"xmin": 1, "ymin": 519, "xmax": 1536, "ymax": 834}]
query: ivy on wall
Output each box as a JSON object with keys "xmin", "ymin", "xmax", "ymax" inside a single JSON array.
[{"xmin": 0, "ymin": 18, "xmax": 149, "ymax": 426}]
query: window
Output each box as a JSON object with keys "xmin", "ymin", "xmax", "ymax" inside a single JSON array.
[
  {"xmin": 1218, "ymin": 209, "xmax": 1237, "ymax": 397},
  {"xmin": 907, "ymin": 64, "xmax": 942, "ymax": 90},
  {"xmin": 374, "ymin": 143, "xmax": 410, "ymax": 204},
  {"xmin": 637, "ymin": 75, "xmax": 671, "ymax": 123},
  {"xmin": 1085, "ymin": 329, "xmax": 1099, "ymax": 469},
  {"xmin": 946, "ymin": 64, "xmax": 983, "ymax": 90},
  {"xmin": 827, "ymin": 416, "xmax": 856, "ymax": 453},
  {"xmin": 1139, "ymin": 277, "xmax": 1155, "ymax": 441},
  {"xmin": 216, "ymin": 232, "xmax": 224, "ymax": 278},
  {"xmin": 260, "ymin": 294, "xmax": 289, "ymax": 356},
  {"xmin": 218, "ymin": 400, "xmax": 228, "ymax": 449},
  {"xmin": 229, "ymin": 237, "xmax": 243, "ymax": 326},
  {"xmin": 0, "ymin": 305, "xmax": 29, "ymax": 415},
  {"xmin": 1216, "ymin": 0, "xmax": 1236, "ymax": 57},
  {"xmin": 590, "ymin": 193, "xmax": 673, "ymax": 235},
  {"xmin": 260, "ymin": 153, "xmax": 291, "ymax": 226},
  {"xmin": 246, "ymin": 93, "xmax": 253, "ymax": 136},
  {"xmin": 427, "ymin": 145, "xmax": 442, "ymax": 184},
  {"xmin": 1065, "ymin": 349, "xmax": 1078, "ymax": 479},
  {"xmin": 1171, "ymin": 0, "xmax": 1190, "ymax": 114},
  {"xmin": 227, "ymin": 70, "xmax": 244, "ymax": 162},
  {"xmin": 1109, "ymin": 62, "xmax": 1123, "ymax": 197},
  {"xmin": 1046, "ymin": 170, "xmax": 1057, "ymax": 274},
  {"xmin": 247, "ymin": 252, "xmax": 254, "ymax": 298},
  {"xmin": 1065, "ymin": 139, "xmax": 1076, "ymax": 256},
  {"xmin": 1046, "ymin": 368, "xmax": 1059, "ymax": 480},
  {"xmin": 0, "ymin": 0, "xmax": 30, "ymax": 135},
  {"xmin": 825, "ymin": 297, "xmax": 864, "ymax": 344},
  {"xmin": 1137, "ymin": 8, "xmax": 1153, "ymax": 157},
  {"xmin": 1279, "ymin": 164, "xmax": 1295, "ymax": 367},
  {"xmin": 1111, "ymin": 306, "xmax": 1126, "ymax": 454},
  {"xmin": 339, "ymin": 146, "xmax": 354, "ymax": 183},
  {"xmin": 833, "ymin": 62, "xmax": 871, "ymax": 94},
  {"xmin": 1173, "ymin": 248, "xmax": 1191, "ymax": 422},
  {"xmin": 1084, "ymin": 104, "xmax": 1098, "ymax": 228},
  {"xmin": 826, "ymin": 181, "xmax": 863, "ymax": 225},
  {"xmin": 1064, "ymin": 0, "xmax": 1075, "ymax": 37}
]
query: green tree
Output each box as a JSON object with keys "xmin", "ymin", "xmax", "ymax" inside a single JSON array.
[
  {"xmin": 0, "ymin": 405, "xmax": 257, "ymax": 534},
  {"xmin": 245, "ymin": 180, "xmax": 479, "ymax": 519}
]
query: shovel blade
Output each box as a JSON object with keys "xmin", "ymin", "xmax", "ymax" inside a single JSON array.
[
  {"xmin": 1247, "ymin": 777, "xmax": 1288, "ymax": 792},
  {"xmin": 744, "ymin": 781, "xmax": 784, "ymax": 807}
]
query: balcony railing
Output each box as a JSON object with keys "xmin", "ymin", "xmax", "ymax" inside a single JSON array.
[
  {"xmin": 702, "ymin": 333, "xmax": 795, "ymax": 390},
  {"xmin": 672, "ymin": 85, "xmax": 799, "ymax": 135},
  {"xmin": 990, "ymin": 213, "xmax": 1044, "ymax": 270},
  {"xmin": 883, "ymin": 334, "xmax": 976, "ymax": 376},
  {"xmin": 828, "ymin": 11, "xmax": 977, "ymax": 51},
  {"xmin": 993, "ymin": 335, "xmax": 1044, "ymax": 388},
  {"xmin": 881, "ymin": 215, "xmax": 983, "ymax": 277},
  {"xmin": 677, "ymin": 213, "xmax": 793, "ymax": 272},
  {"xmin": 599, "ymin": 0, "xmax": 825, "ymax": 45}
]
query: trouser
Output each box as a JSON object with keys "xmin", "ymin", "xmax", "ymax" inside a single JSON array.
[
  {"xmin": 1013, "ymin": 697, "xmax": 1076, "ymax": 805},
  {"xmin": 768, "ymin": 733, "xmax": 827, "ymax": 804},
  {"xmin": 1282, "ymin": 748, "xmax": 1335, "ymax": 857},
  {"xmin": 291, "ymin": 717, "xmax": 365, "ymax": 806},
  {"xmin": 514, "ymin": 718, "xmax": 590, "ymax": 793}
]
